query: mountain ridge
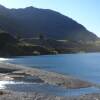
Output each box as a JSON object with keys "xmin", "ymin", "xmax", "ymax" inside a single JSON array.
[{"xmin": 0, "ymin": 5, "xmax": 98, "ymax": 42}]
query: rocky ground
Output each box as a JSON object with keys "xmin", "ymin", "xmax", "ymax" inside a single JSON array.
[{"xmin": 0, "ymin": 91, "xmax": 100, "ymax": 100}]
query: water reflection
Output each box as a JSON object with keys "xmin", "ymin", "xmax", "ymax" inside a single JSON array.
[
  {"xmin": 0, "ymin": 58, "xmax": 10, "ymax": 62},
  {"xmin": 0, "ymin": 81, "xmax": 14, "ymax": 89}
]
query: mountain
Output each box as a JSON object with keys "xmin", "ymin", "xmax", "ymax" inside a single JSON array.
[{"xmin": 0, "ymin": 5, "xmax": 98, "ymax": 42}]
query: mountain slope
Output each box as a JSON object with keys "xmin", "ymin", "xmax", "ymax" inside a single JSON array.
[{"xmin": 0, "ymin": 5, "xmax": 98, "ymax": 42}]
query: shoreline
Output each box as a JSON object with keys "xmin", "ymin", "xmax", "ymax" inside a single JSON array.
[
  {"xmin": 0, "ymin": 62, "xmax": 99, "ymax": 100},
  {"xmin": 0, "ymin": 62, "xmax": 92, "ymax": 89}
]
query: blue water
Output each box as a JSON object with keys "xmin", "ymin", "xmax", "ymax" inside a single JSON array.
[
  {"xmin": 2, "ymin": 53, "xmax": 100, "ymax": 96},
  {"xmin": 5, "ymin": 53, "xmax": 100, "ymax": 84}
]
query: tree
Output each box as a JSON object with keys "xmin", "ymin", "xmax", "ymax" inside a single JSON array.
[{"xmin": 0, "ymin": 32, "xmax": 16, "ymax": 48}]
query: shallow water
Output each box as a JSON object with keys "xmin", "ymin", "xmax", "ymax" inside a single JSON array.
[{"xmin": 1, "ymin": 81, "xmax": 100, "ymax": 96}]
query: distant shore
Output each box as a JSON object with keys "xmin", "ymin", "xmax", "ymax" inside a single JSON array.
[{"xmin": 0, "ymin": 62, "xmax": 99, "ymax": 100}]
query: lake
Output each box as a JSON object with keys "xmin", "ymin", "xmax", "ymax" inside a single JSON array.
[
  {"xmin": 1, "ymin": 53, "xmax": 100, "ymax": 96},
  {"xmin": 3, "ymin": 53, "xmax": 100, "ymax": 84}
]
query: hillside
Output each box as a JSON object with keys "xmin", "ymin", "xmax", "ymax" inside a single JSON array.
[
  {"xmin": 0, "ymin": 32, "xmax": 100, "ymax": 57},
  {"xmin": 0, "ymin": 5, "xmax": 98, "ymax": 42},
  {"xmin": 0, "ymin": 5, "xmax": 99, "ymax": 56}
]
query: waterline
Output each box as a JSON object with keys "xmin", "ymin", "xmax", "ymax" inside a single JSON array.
[{"xmin": 0, "ymin": 81, "xmax": 100, "ymax": 96}]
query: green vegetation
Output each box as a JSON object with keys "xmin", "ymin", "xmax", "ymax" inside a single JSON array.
[
  {"xmin": 0, "ymin": 32, "xmax": 58, "ymax": 56},
  {"xmin": 0, "ymin": 32, "xmax": 100, "ymax": 57}
]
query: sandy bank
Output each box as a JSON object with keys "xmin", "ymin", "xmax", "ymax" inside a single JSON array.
[{"xmin": 0, "ymin": 62, "xmax": 92, "ymax": 89}]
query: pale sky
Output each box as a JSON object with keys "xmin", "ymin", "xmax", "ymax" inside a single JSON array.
[{"xmin": 0, "ymin": 0, "xmax": 100, "ymax": 37}]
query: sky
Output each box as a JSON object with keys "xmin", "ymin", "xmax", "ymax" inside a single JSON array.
[{"xmin": 0, "ymin": 0, "xmax": 100, "ymax": 37}]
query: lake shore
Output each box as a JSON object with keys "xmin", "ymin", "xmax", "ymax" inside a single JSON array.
[
  {"xmin": 0, "ymin": 62, "xmax": 99, "ymax": 100},
  {"xmin": 0, "ymin": 62, "xmax": 92, "ymax": 89}
]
